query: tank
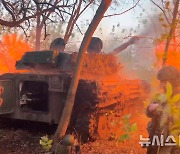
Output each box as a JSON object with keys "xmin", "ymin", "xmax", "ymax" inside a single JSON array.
[{"xmin": 0, "ymin": 50, "xmax": 147, "ymax": 141}]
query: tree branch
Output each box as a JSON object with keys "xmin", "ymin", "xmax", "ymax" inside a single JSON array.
[
  {"xmin": 162, "ymin": 0, "xmax": 180, "ymax": 66},
  {"xmin": 150, "ymin": 0, "xmax": 170, "ymax": 25},
  {"xmin": 0, "ymin": 6, "xmax": 63, "ymax": 27},
  {"xmin": 1, "ymin": 0, "xmax": 16, "ymax": 21},
  {"xmin": 79, "ymin": 0, "xmax": 94, "ymax": 16},
  {"xmin": 18, "ymin": 25, "xmax": 28, "ymax": 38},
  {"xmin": 75, "ymin": 23, "xmax": 83, "ymax": 35},
  {"xmin": 104, "ymin": 0, "xmax": 141, "ymax": 17}
]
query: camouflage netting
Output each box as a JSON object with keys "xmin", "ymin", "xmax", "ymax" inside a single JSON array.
[
  {"xmin": 71, "ymin": 53, "xmax": 146, "ymax": 106},
  {"xmin": 67, "ymin": 53, "xmax": 147, "ymax": 101},
  {"xmin": 72, "ymin": 53, "xmax": 122, "ymax": 80}
]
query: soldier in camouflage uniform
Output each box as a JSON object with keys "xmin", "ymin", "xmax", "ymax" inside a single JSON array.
[{"xmin": 146, "ymin": 66, "xmax": 180, "ymax": 154}]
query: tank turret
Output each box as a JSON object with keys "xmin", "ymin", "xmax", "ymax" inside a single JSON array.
[{"xmin": 16, "ymin": 50, "xmax": 73, "ymax": 71}]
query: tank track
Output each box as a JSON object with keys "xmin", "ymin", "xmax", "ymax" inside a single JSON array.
[
  {"xmin": 74, "ymin": 104, "xmax": 123, "ymax": 142},
  {"xmin": 75, "ymin": 111, "xmax": 97, "ymax": 142}
]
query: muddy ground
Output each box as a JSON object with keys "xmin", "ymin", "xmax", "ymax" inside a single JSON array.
[{"xmin": 0, "ymin": 101, "xmax": 149, "ymax": 154}]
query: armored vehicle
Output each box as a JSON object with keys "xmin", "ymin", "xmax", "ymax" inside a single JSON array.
[{"xmin": 0, "ymin": 50, "xmax": 145, "ymax": 140}]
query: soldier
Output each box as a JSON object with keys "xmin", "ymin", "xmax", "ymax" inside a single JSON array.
[
  {"xmin": 146, "ymin": 66, "xmax": 180, "ymax": 154},
  {"xmin": 87, "ymin": 37, "xmax": 103, "ymax": 53},
  {"xmin": 50, "ymin": 37, "xmax": 66, "ymax": 52},
  {"xmin": 87, "ymin": 36, "xmax": 139, "ymax": 55}
]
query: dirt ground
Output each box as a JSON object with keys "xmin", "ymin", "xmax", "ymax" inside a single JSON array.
[{"xmin": 0, "ymin": 101, "xmax": 149, "ymax": 154}]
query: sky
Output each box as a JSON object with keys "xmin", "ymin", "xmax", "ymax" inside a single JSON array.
[{"xmin": 77, "ymin": 0, "xmax": 157, "ymax": 39}]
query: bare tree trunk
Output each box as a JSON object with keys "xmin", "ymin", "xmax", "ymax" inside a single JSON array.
[
  {"xmin": 35, "ymin": 14, "xmax": 43, "ymax": 50},
  {"xmin": 53, "ymin": 0, "xmax": 112, "ymax": 146},
  {"xmin": 64, "ymin": 0, "xmax": 94, "ymax": 43},
  {"xmin": 162, "ymin": 0, "xmax": 180, "ymax": 67},
  {"xmin": 64, "ymin": 0, "xmax": 83, "ymax": 43}
]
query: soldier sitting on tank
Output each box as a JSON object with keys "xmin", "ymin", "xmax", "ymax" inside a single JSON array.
[
  {"xmin": 50, "ymin": 37, "xmax": 66, "ymax": 52},
  {"xmin": 87, "ymin": 36, "xmax": 139, "ymax": 55},
  {"xmin": 146, "ymin": 66, "xmax": 180, "ymax": 154}
]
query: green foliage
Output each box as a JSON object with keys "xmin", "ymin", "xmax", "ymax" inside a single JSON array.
[
  {"xmin": 154, "ymin": 0, "xmax": 180, "ymax": 45},
  {"xmin": 165, "ymin": 1, "xmax": 170, "ymax": 9},
  {"xmin": 120, "ymin": 133, "xmax": 130, "ymax": 141},
  {"xmin": 39, "ymin": 135, "xmax": 53, "ymax": 151},
  {"xmin": 120, "ymin": 114, "xmax": 137, "ymax": 142},
  {"xmin": 171, "ymin": 94, "xmax": 180, "ymax": 104},
  {"xmin": 166, "ymin": 82, "xmax": 173, "ymax": 98},
  {"xmin": 130, "ymin": 123, "xmax": 138, "ymax": 132},
  {"xmin": 150, "ymin": 82, "xmax": 180, "ymax": 145},
  {"xmin": 122, "ymin": 114, "xmax": 131, "ymax": 121}
]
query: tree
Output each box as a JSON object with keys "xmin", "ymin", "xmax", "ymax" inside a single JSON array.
[
  {"xmin": 31, "ymin": 0, "xmax": 65, "ymax": 50},
  {"xmin": 0, "ymin": 0, "xmax": 142, "ymax": 50},
  {"xmin": 63, "ymin": 0, "xmax": 96, "ymax": 42},
  {"xmin": 0, "ymin": 0, "xmax": 99, "ymax": 49},
  {"xmin": 53, "ymin": 0, "xmax": 113, "ymax": 146},
  {"xmin": 150, "ymin": 0, "xmax": 180, "ymax": 67},
  {"xmin": 162, "ymin": 0, "xmax": 180, "ymax": 66},
  {"xmin": 0, "ymin": 0, "xmax": 74, "ymax": 49}
]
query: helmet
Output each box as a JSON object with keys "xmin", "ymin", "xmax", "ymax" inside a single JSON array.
[
  {"xmin": 62, "ymin": 134, "xmax": 75, "ymax": 146},
  {"xmin": 157, "ymin": 66, "xmax": 179, "ymax": 82},
  {"xmin": 50, "ymin": 38, "xmax": 66, "ymax": 51}
]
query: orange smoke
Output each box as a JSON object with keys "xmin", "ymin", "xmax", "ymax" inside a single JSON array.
[
  {"xmin": 155, "ymin": 38, "xmax": 180, "ymax": 69},
  {"xmin": 0, "ymin": 34, "xmax": 32, "ymax": 74}
]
